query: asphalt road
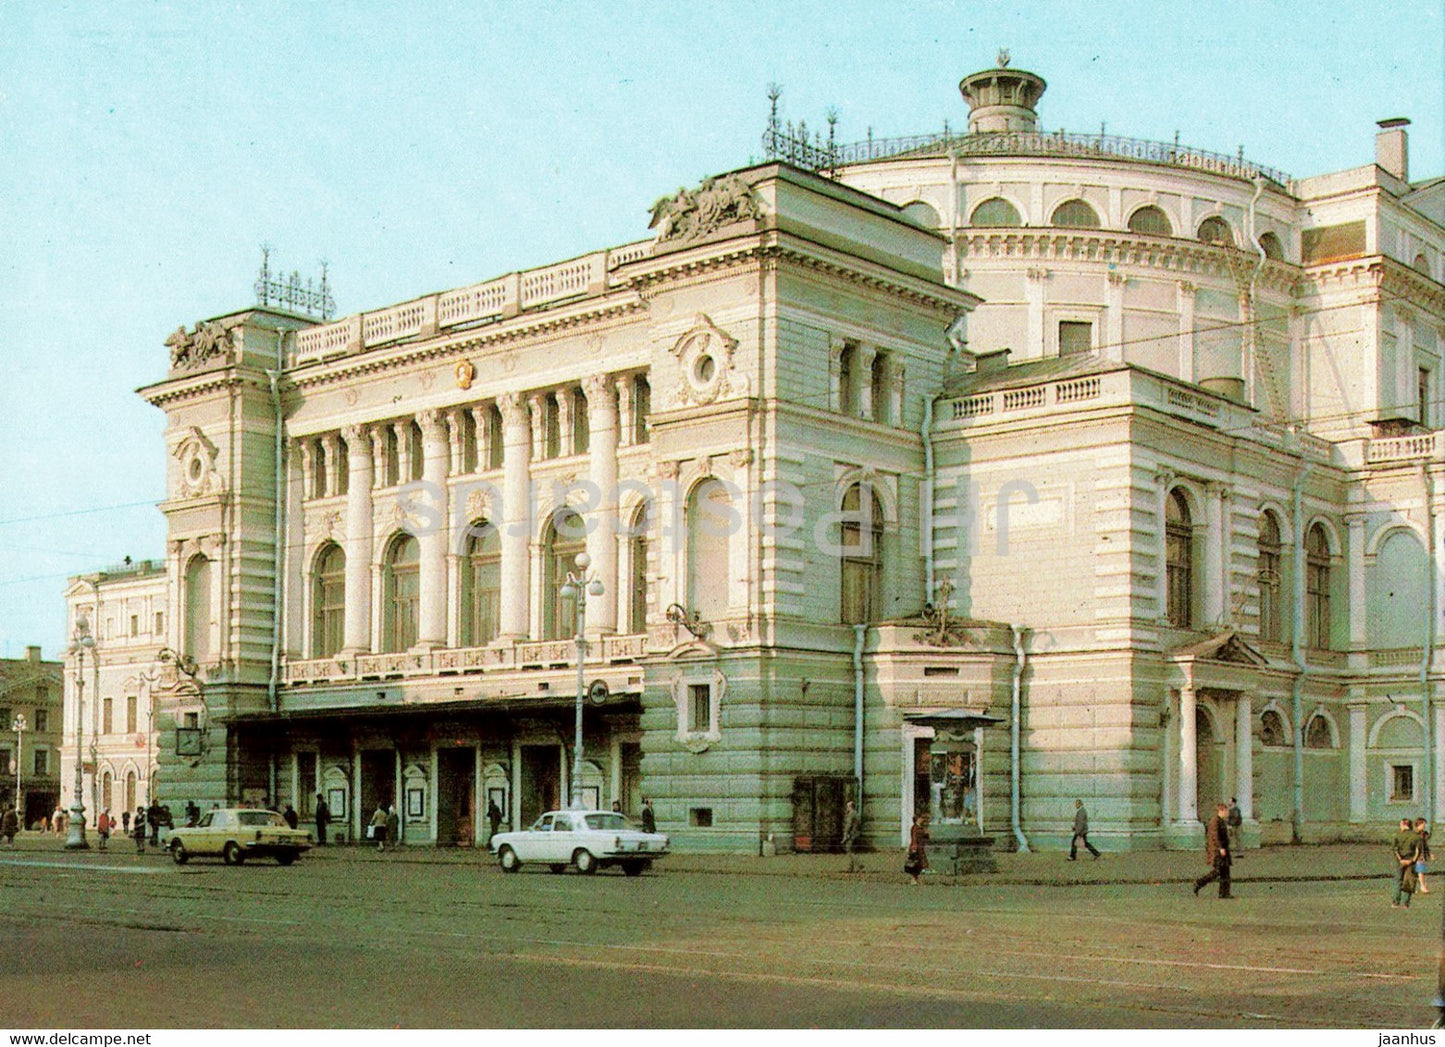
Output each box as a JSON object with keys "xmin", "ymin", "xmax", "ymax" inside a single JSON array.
[{"xmin": 0, "ymin": 850, "xmax": 1437, "ymax": 1029}]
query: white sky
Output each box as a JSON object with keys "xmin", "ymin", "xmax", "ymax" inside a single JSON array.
[{"xmin": 0, "ymin": 0, "xmax": 1442, "ymax": 659}]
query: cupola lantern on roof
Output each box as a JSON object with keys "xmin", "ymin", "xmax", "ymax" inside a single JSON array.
[{"xmin": 959, "ymin": 51, "xmax": 1047, "ymax": 134}]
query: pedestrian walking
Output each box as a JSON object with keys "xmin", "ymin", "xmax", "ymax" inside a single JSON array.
[
  {"xmin": 283, "ymin": 804, "xmax": 299, "ymax": 829},
  {"xmin": 904, "ymin": 813, "xmax": 929, "ymax": 885},
  {"xmin": 1394, "ymin": 818, "xmax": 1422, "ymax": 908},
  {"xmin": 146, "ymin": 802, "xmax": 161, "ymax": 848},
  {"xmin": 132, "ymin": 807, "xmax": 147, "ymax": 853},
  {"xmin": 1, "ymin": 804, "xmax": 17, "ymax": 845},
  {"xmin": 370, "ymin": 804, "xmax": 388, "ymax": 852},
  {"xmin": 842, "ymin": 799, "xmax": 861, "ymax": 873},
  {"xmin": 640, "ymin": 798, "xmax": 656, "ymax": 834},
  {"xmin": 1192, "ymin": 803, "xmax": 1233, "ymax": 898},
  {"xmin": 1068, "ymin": 799, "xmax": 1101, "ymax": 860},
  {"xmin": 486, "ymin": 798, "xmax": 502, "ymax": 843},
  {"xmin": 385, "ymin": 804, "xmax": 400, "ymax": 850},
  {"xmin": 96, "ymin": 809, "xmax": 111, "ymax": 851},
  {"xmin": 314, "ymin": 794, "xmax": 331, "ymax": 846},
  {"xmin": 1415, "ymin": 818, "xmax": 1432, "ymax": 894},
  {"xmin": 121, "ymin": 809, "xmax": 131, "ymax": 834},
  {"xmin": 52, "ymin": 806, "xmax": 65, "ymax": 836}
]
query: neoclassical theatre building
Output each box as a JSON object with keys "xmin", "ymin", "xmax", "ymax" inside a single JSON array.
[{"xmin": 76, "ymin": 58, "xmax": 1445, "ymax": 851}]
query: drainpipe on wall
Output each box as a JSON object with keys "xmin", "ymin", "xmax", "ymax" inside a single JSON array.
[
  {"xmin": 1009, "ymin": 623, "xmax": 1030, "ymax": 852},
  {"xmin": 1423, "ymin": 465, "xmax": 1436, "ymax": 825},
  {"xmin": 266, "ymin": 330, "xmax": 287, "ymax": 805},
  {"xmin": 921, "ymin": 395, "xmax": 936, "ymax": 602},
  {"xmin": 853, "ymin": 624, "xmax": 866, "ymax": 806},
  {"xmin": 1290, "ymin": 457, "xmax": 1312, "ymax": 843}
]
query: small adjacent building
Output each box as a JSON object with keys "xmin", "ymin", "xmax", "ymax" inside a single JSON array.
[{"xmin": 1, "ymin": 646, "xmax": 62, "ymax": 828}]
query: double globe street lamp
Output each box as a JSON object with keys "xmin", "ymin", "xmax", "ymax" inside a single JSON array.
[
  {"xmin": 66, "ymin": 615, "xmax": 95, "ymax": 850},
  {"xmin": 559, "ymin": 552, "xmax": 604, "ymax": 810},
  {"xmin": 11, "ymin": 713, "xmax": 25, "ymax": 825}
]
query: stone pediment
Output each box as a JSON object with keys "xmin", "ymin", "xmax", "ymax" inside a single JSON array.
[{"xmin": 1169, "ymin": 629, "xmax": 1269, "ymax": 667}]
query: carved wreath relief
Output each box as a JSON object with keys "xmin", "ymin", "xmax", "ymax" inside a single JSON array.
[
  {"xmin": 669, "ymin": 315, "xmax": 749, "ymax": 407},
  {"xmin": 172, "ymin": 427, "xmax": 224, "ymax": 500}
]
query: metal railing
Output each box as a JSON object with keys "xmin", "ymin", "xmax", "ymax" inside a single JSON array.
[{"xmin": 766, "ymin": 125, "xmax": 1291, "ymax": 188}]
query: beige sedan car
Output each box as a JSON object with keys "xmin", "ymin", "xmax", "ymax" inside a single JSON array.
[{"xmin": 167, "ymin": 808, "xmax": 313, "ymax": 866}]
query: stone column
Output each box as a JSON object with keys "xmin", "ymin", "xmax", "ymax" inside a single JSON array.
[
  {"xmin": 616, "ymin": 380, "xmax": 634, "ymax": 449},
  {"xmin": 471, "ymin": 406, "xmax": 491, "ymax": 471},
  {"xmin": 856, "ymin": 346, "xmax": 877, "ymax": 420},
  {"xmin": 1177, "ymin": 282, "xmax": 1197, "ymax": 383},
  {"xmin": 499, "ymin": 392, "xmax": 532, "ymax": 640},
  {"xmin": 416, "ymin": 410, "xmax": 450, "ymax": 647},
  {"xmin": 557, "ymin": 388, "xmax": 574, "ymax": 458},
  {"xmin": 584, "ymin": 374, "xmax": 618, "ymax": 636},
  {"xmin": 1178, "ymin": 684, "xmax": 1198, "ymax": 824},
  {"xmin": 325, "ymin": 433, "xmax": 343, "ymax": 495},
  {"xmin": 1347, "ymin": 515, "xmax": 1367, "ymax": 649},
  {"xmin": 1348, "ymin": 698, "xmax": 1368, "ymax": 822},
  {"xmin": 395, "ymin": 422, "xmax": 412, "ymax": 484},
  {"xmin": 1025, "ymin": 268, "xmax": 1047, "ymax": 358},
  {"xmin": 341, "ymin": 424, "xmax": 374, "ymax": 654},
  {"xmin": 1203, "ymin": 483, "xmax": 1225, "ymax": 625},
  {"xmin": 888, "ymin": 358, "xmax": 906, "ymax": 427},
  {"xmin": 828, "ymin": 337, "xmax": 846, "ymax": 413},
  {"xmin": 1105, "ymin": 271, "xmax": 1126, "ymax": 363},
  {"xmin": 298, "ymin": 440, "xmax": 317, "ymax": 501},
  {"xmin": 1234, "ymin": 693, "xmax": 1253, "ymax": 821}
]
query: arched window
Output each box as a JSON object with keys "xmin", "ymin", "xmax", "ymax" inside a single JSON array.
[
  {"xmin": 970, "ymin": 197, "xmax": 1022, "ymax": 227},
  {"xmin": 125, "ymin": 770, "xmax": 137, "ymax": 811},
  {"xmin": 901, "ymin": 201, "xmax": 940, "ymax": 229},
  {"xmin": 1260, "ymin": 710, "xmax": 1287, "ymax": 747},
  {"xmin": 687, "ymin": 479, "xmax": 732, "ymax": 621},
  {"xmin": 461, "ymin": 522, "xmax": 501, "ymax": 647},
  {"xmin": 1305, "ymin": 714, "xmax": 1333, "ymax": 749},
  {"xmin": 543, "ymin": 509, "xmax": 587, "ymax": 641},
  {"xmin": 383, "ymin": 534, "xmax": 420, "ymax": 652},
  {"xmin": 628, "ymin": 502, "xmax": 653, "ymax": 635},
  {"xmin": 1165, "ymin": 489, "xmax": 1194, "ymax": 628},
  {"xmin": 1259, "ymin": 231, "xmax": 1285, "ymax": 260},
  {"xmin": 101, "ymin": 771, "xmax": 112, "ymax": 814},
  {"xmin": 1127, "ymin": 205, "xmax": 1172, "ymax": 236},
  {"xmin": 1257, "ymin": 511, "xmax": 1283, "ymax": 643},
  {"xmin": 1306, "ymin": 523, "xmax": 1332, "ymax": 649},
  {"xmin": 1197, "ymin": 216, "xmax": 1233, "ymax": 246},
  {"xmin": 1051, "ymin": 199, "xmax": 1101, "ymax": 229},
  {"xmin": 841, "ymin": 484, "xmax": 884, "ymax": 624},
  {"xmin": 311, "ymin": 543, "xmax": 346, "ymax": 658},
  {"xmin": 184, "ymin": 554, "xmax": 212, "ymax": 664}
]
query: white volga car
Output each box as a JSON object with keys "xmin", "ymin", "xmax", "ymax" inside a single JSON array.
[{"xmin": 491, "ymin": 810, "xmax": 669, "ymax": 876}]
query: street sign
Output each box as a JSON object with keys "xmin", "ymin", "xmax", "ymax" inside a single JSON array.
[{"xmin": 587, "ymin": 679, "xmax": 609, "ymax": 705}]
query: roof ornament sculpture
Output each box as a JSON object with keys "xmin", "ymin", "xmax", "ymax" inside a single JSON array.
[
  {"xmin": 649, "ymin": 173, "xmax": 762, "ymax": 244},
  {"xmin": 997, "ymin": 48, "xmax": 1011, "ymax": 68},
  {"xmin": 165, "ymin": 320, "xmax": 235, "ymax": 372}
]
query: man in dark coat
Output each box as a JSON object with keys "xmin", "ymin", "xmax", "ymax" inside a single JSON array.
[
  {"xmin": 1068, "ymin": 799, "xmax": 1101, "ymax": 860},
  {"xmin": 283, "ymin": 804, "xmax": 299, "ymax": 829},
  {"xmin": 314, "ymin": 794, "xmax": 331, "ymax": 846},
  {"xmin": 640, "ymin": 798, "xmax": 656, "ymax": 834},
  {"xmin": 1193, "ymin": 803, "xmax": 1233, "ymax": 898},
  {"xmin": 486, "ymin": 799, "xmax": 503, "ymax": 842},
  {"xmin": 1393, "ymin": 817, "xmax": 1422, "ymax": 907}
]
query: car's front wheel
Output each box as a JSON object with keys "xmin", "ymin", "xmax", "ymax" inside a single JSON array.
[
  {"xmin": 170, "ymin": 841, "xmax": 188, "ymax": 865},
  {"xmin": 498, "ymin": 846, "xmax": 520, "ymax": 873},
  {"xmin": 222, "ymin": 841, "xmax": 245, "ymax": 866},
  {"xmin": 573, "ymin": 848, "xmax": 598, "ymax": 875}
]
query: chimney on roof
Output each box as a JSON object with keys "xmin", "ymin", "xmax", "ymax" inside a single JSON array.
[
  {"xmin": 1376, "ymin": 118, "xmax": 1410, "ymax": 181},
  {"xmin": 24, "ymin": 645, "xmax": 40, "ymax": 662}
]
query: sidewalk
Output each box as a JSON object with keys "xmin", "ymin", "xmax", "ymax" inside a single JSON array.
[{"xmin": 0, "ymin": 830, "xmax": 1404, "ymax": 886}]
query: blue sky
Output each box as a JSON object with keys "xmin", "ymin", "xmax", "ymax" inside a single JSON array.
[{"xmin": 0, "ymin": 1, "xmax": 1441, "ymax": 659}]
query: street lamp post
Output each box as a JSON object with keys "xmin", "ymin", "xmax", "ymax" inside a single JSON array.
[
  {"xmin": 67, "ymin": 615, "xmax": 94, "ymax": 850},
  {"xmin": 11, "ymin": 713, "xmax": 25, "ymax": 825},
  {"xmin": 559, "ymin": 552, "xmax": 604, "ymax": 810}
]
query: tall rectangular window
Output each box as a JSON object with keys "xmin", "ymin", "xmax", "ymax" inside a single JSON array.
[
  {"xmin": 32, "ymin": 709, "xmax": 46, "ymax": 732},
  {"xmin": 130, "ymin": 615, "xmax": 139, "ymax": 637},
  {"xmin": 688, "ymin": 684, "xmax": 713, "ymax": 734},
  {"xmin": 632, "ymin": 376, "xmax": 651, "ymax": 444},
  {"xmin": 1420, "ymin": 367, "xmax": 1432, "ymax": 427},
  {"xmin": 1059, "ymin": 321, "xmax": 1093, "ymax": 356},
  {"xmin": 103, "ymin": 697, "xmax": 113, "ymax": 735},
  {"xmin": 126, "ymin": 695, "xmax": 137, "ymax": 734},
  {"xmin": 33, "ymin": 749, "xmax": 47, "ymax": 775}
]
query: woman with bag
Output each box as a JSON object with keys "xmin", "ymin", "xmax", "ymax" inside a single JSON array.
[
  {"xmin": 904, "ymin": 813, "xmax": 929, "ymax": 886},
  {"xmin": 370, "ymin": 804, "xmax": 388, "ymax": 852}
]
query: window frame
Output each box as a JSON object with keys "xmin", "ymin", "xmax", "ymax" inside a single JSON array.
[
  {"xmin": 383, "ymin": 534, "xmax": 421, "ymax": 653},
  {"xmin": 1164, "ymin": 488, "xmax": 1195, "ymax": 629},
  {"xmin": 311, "ymin": 542, "xmax": 346, "ymax": 659},
  {"xmin": 1257, "ymin": 511, "xmax": 1284, "ymax": 643}
]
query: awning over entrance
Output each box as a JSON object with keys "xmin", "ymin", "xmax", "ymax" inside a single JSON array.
[{"xmin": 902, "ymin": 709, "xmax": 1004, "ymax": 731}]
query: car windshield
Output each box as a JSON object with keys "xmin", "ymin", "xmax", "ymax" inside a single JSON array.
[
  {"xmin": 238, "ymin": 811, "xmax": 286, "ymax": 827},
  {"xmin": 584, "ymin": 813, "xmax": 633, "ymax": 831}
]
